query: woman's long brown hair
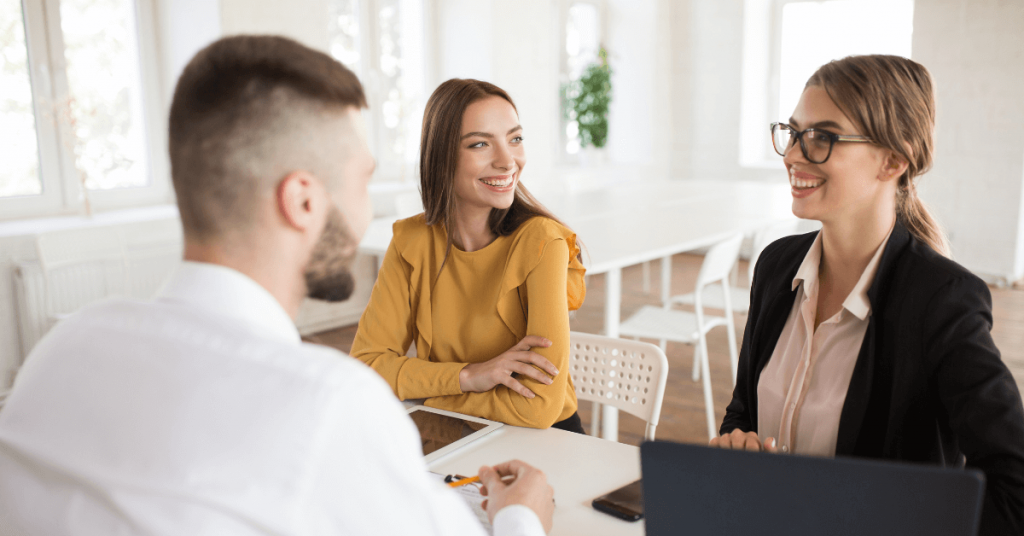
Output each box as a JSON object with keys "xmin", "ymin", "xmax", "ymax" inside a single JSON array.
[
  {"xmin": 807, "ymin": 55, "xmax": 951, "ymax": 257},
  {"xmin": 419, "ymin": 78, "xmax": 582, "ymax": 268}
]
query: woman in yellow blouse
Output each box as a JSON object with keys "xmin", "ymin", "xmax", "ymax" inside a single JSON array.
[{"xmin": 351, "ymin": 79, "xmax": 587, "ymax": 432}]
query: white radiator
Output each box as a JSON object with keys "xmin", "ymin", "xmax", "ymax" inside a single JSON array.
[
  {"xmin": 13, "ymin": 246, "xmax": 373, "ymax": 360},
  {"xmin": 14, "ymin": 242, "xmax": 184, "ymax": 358}
]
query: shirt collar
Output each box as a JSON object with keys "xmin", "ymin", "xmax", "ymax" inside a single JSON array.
[
  {"xmin": 791, "ymin": 221, "xmax": 896, "ymax": 321},
  {"xmin": 157, "ymin": 261, "xmax": 301, "ymax": 345}
]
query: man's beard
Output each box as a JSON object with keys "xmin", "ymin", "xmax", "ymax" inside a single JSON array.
[{"xmin": 304, "ymin": 206, "xmax": 357, "ymax": 302}]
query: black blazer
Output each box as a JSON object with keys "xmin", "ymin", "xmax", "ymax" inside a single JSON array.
[{"xmin": 721, "ymin": 220, "xmax": 1024, "ymax": 535}]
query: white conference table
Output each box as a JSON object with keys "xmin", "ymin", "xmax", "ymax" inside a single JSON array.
[
  {"xmin": 362, "ymin": 179, "xmax": 795, "ymax": 439},
  {"xmin": 428, "ymin": 425, "xmax": 644, "ymax": 536}
]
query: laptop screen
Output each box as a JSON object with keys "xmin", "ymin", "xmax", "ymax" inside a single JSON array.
[{"xmin": 640, "ymin": 441, "xmax": 984, "ymax": 536}]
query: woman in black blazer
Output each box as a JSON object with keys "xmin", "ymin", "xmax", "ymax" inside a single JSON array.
[{"xmin": 713, "ymin": 55, "xmax": 1024, "ymax": 535}]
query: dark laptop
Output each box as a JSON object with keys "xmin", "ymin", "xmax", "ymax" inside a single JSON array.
[{"xmin": 641, "ymin": 441, "xmax": 985, "ymax": 536}]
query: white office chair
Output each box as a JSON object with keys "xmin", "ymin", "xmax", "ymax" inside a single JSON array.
[
  {"xmin": 617, "ymin": 233, "xmax": 744, "ymax": 439},
  {"xmin": 671, "ymin": 220, "xmax": 801, "ymax": 314},
  {"xmin": 568, "ymin": 332, "xmax": 669, "ymax": 442},
  {"xmin": 35, "ymin": 227, "xmax": 130, "ymax": 329}
]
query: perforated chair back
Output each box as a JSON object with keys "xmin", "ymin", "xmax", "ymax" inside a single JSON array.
[
  {"xmin": 569, "ymin": 332, "xmax": 670, "ymax": 441},
  {"xmin": 748, "ymin": 220, "xmax": 801, "ymax": 282},
  {"xmin": 695, "ymin": 233, "xmax": 744, "ymax": 288}
]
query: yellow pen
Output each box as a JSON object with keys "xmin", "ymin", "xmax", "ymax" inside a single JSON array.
[{"xmin": 447, "ymin": 475, "xmax": 480, "ymax": 488}]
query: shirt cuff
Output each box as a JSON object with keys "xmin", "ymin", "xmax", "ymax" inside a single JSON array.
[{"xmin": 493, "ymin": 504, "xmax": 546, "ymax": 536}]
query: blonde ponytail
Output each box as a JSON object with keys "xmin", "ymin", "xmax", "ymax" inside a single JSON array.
[{"xmin": 897, "ymin": 182, "xmax": 951, "ymax": 258}]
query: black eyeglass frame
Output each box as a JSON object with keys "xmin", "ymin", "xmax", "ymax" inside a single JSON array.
[{"xmin": 770, "ymin": 122, "xmax": 873, "ymax": 164}]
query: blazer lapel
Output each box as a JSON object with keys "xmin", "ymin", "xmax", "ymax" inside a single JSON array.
[{"xmin": 835, "ymin": 221, "xmax": 911, "ymax": 456}]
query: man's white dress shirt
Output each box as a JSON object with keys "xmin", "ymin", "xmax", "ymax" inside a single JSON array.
[{"xmin": 0, "ymin": 262, "xmax": 544, "ymax": 536}]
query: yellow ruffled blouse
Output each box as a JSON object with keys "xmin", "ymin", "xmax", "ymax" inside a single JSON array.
[{"xmin": 351, "ymin": 215, "xmax": 586, "ymax": 428}]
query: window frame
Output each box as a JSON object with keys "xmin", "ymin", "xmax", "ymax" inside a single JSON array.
[
  {"xmin": 0, "ymin": 0, "xmax": 171, "ymax": 221},
  {"xmin": 330, "ymin": 0, "xmax": 429, "ymax": 184},
  {"xmin": 558, "ymin": 0, "xmax": 606, "ymax": 165}
]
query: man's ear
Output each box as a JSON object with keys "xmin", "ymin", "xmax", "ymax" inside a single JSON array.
[
  {"xmin": 276, "ymin": 170, "xmax": 327, "ymax": 231},
  {"xmin": 878, "ymin": 150, "xmax": 910, "ymax": 183}
]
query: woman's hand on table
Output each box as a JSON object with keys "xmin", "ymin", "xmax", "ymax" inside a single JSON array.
[
  {"xmin": 478, "ymin": 460, "xmax": 554, "ymax": 533},
  {"xmin": 459, "ymin": 336, "xmax": 558, "ymax": 399},
  {"xmin": 709, "ymin": 429, "xmax": 778, "ymax": 453}
]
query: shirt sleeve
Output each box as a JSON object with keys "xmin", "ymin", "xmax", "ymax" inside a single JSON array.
[
  {"xmin": 424, "ymin": 238, "xmax": 574, "ymax": 429},
  {"xmin": 299, "ymin": 365, "xmax": 545, "ymax": 536},
  {"xmin": 351, "ymin": 238, "xmax": 467, "ymax": 400},
  {"xmin": 493, "ymin": 505, "xmax": 546, "ymax": 536},
  {"xmin": 721, "ymin": 254, "xmax": 765, "ymax": 436},
  {"xmin": 926, "ymin": 276, "xmax": 1024, "ymax": 535}
]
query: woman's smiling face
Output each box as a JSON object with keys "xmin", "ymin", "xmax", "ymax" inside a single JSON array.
[
  {"xmin": 453, "ymin": 96, "xmax": 526, "ymax": 213},
  {"xmin": 784, "ymin": 86, "xmax": 895, "ymax": 224}
]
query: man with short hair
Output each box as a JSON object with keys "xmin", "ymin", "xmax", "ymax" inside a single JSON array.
[{"xmin": 0, "ymin": 35, "xmax": 552, "ymax": 535}]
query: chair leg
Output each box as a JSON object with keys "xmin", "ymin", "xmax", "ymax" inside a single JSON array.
[
  {"xmin": 590, "ymin": 401, "xmax": 602, "ymax": 437},
  {"xmin": 698, "ymin": 332, "xmax": 716, "ymax": 439},
  {"xmin": 691, "ymin": 342, "xmax": 701, "ymax": 381},
  {"xmin": 660, "ymin": 256, "xmax": 672, "ymax": 306},
  {"xmin": 642, "ymin": 261, "xmax": 651, "ymax": 294},
  {"xmin": 645, "ymin": 423, "xmax": 657, "ymax": 442}
]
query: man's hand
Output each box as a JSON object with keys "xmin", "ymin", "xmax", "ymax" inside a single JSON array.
[
  {"xmin": 708, "ymin": 429, "xmax": 778, "ymax": 453},
  {"xmin": 478, "ymin": 460, "xmax": 554, "ymax": 533},
  {"xmin": 459, "ymin": 336, "xmax": 558, "ymax": 399}
]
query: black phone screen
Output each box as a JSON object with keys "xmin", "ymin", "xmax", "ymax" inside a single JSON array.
[{"xmin": 592, "ymin": 479, "xmax": 644, "ymax": 521}]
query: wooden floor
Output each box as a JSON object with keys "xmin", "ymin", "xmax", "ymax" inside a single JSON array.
[{"xmin": 308, "ymin": 254, "xmax": 1024, "ymax": 447}]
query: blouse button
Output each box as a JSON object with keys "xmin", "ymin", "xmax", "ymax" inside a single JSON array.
[{"xmin": 781, "ymin": 445, "xmax": 789, "ymax": 453}]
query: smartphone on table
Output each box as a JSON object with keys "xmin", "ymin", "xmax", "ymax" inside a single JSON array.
[{"xmin": 592, "ymin": 479, "xmax": 643, "ymax": 521}]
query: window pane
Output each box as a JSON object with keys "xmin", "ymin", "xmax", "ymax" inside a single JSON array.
[
  {"xmin": 778, "ymin": 0, "xmax": 914, "ymax": 120},
  {"xmin": 375, "ymin": 0, "xmax": 425, "ymax": 182},
  {"xmin": 0, "ymin": 0, "xmax": 43, "ymax": 198},
  {"xmin": 59, "ymin": 0, "xmax": 149, "ymax": 190},
  {"xmin": 328, "ymin": 0, "xmax": 361, "ymax": 73},
  {"xmin": 563, "ymin": 2, "xmax": 600, "ymax": 155}
]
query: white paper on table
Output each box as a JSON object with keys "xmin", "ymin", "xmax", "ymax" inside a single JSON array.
[{"xmin": 430, "ymin": 472, "xmax": 493, "ymax": 534}]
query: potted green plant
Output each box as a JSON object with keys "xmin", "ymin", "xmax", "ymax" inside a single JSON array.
[{"xmin": 563, "ymin": 46, "xmax": 612, "ymax": 164}]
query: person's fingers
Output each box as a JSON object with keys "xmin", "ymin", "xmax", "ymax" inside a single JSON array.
[
  {"xmin": 490, "ymin": 459, "xmax": 533, "ymax": 480},
  {"xmin": 730, "ymin": 429, "xmax": 750, "ymax": 450},
  {"xmin": 744, "ymin": 433, "xmax": 762, "ymax": 452},
  {"xmin": 500, "ymin": 375, "xmax": 535, "ymax": 398},
  {"xmin": 478, "ymin": 465, "xmax": 506, "ymax": 494},
  {"xmin": 709, "ymin": 435, "xmax": 721, "ymax": 447},
  {"xmin": 764, "ymin": 437, "xmax": 778, "ymax": 454},
  {"xmin": 509, "ymin": 361, "xmax": 554, "ymax": 385},
  {"xmin": 520, "ymin": 351, "xmax": 559, "ymax": 377},
  {"xmin": 516, "ymin": 336, "xmax": 552, "ymax": 351},
  {"xmin": 717, "ymin": 432, "xmax": 732, "ymax": 449}
]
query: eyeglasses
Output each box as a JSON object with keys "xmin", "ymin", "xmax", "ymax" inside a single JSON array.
[{"xmin": 770, "ymin": 122, "xmax": 873, "ymax": 164}]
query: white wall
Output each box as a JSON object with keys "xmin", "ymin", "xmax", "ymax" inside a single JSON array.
[
  {"xmin": 912, "ymin": 0, "xmax": 1024, "ymax": 282},
  {"xmin": 157, "ymin": 0, "xmax": 221, "ymax": 105},
  {"xmin": 220, "ymin": 0, "xmax": 330, "ymax": 51}
]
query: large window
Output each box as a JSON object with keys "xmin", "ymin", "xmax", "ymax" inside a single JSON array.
[
  {"xmin": 740, "ymin": 0, "xmax": 914, "ymax": 167},
  {"xmin": 559, "ymin": 0, "xmax": 604, "ymax": 160},
  {"xmin": 0, "ymin": 0, "xmax": 166, "ymax": 220},
  {"xmin": 327, "ymin": 0, "xmax": 427, "ymax": 183}
]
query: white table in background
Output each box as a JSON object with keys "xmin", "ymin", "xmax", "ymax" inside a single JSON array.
[
  {"xmin": 428, "ymin": 425, "xmax": 643, "ymax": 536},
  {"xmin": 362, "ymin": 180, "xmax": 795, "ymax": 439}
]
